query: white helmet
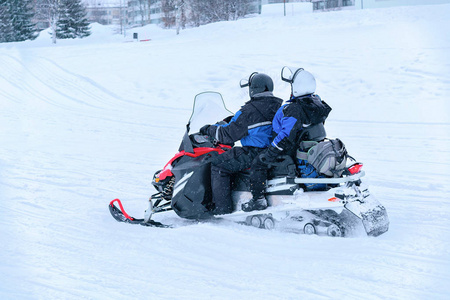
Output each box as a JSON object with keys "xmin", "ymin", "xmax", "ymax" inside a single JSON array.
[{"xmin": 281, "ymin": 67, "xmax": 316, "ymax": 97}]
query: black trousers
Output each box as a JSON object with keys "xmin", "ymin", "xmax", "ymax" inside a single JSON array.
[
  {"xmin": 249, "ymin": 153, "xmax": 271, "ymax": 200},
  {"xmin": 210, "ymin": 146, "xmax": 265, "ymax": 215}
]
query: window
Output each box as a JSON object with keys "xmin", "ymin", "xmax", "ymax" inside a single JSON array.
[
  {"xmin": 343, "ymin": 0, "xmax": 353, "ymax": 6},
  {"xmin": 313, "ymin": 1, "xmax": 325, "ymax": 10},
  {"xmin": 326, "ymin": 0, "xmax": 339, "ymax": 9}
]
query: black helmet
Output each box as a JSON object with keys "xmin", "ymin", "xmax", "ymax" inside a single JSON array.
[{"xmin": 240, "ymin": 72, "xmax": 274, "ymax": 98}]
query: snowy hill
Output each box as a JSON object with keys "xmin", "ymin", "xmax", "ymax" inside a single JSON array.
[{"xmin": 1, "ymin": 3, "xmax": 450, "ymax": 299}]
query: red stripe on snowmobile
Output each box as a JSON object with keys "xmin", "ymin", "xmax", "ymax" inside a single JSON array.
[
  {"xmin": 110, "ymin": 199, "xmax": 135, "ymax": 221},
  {"xmin": 217, "ymin": 144, "xmax": 232, "ymax": 150},
  {"xmin": 158, "ymin": 146, "xmax": 230, "ymax": 180}
]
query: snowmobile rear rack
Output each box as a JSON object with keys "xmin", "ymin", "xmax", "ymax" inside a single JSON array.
[{"xmin": 270, "ymin": 170, "xmax": 365, "ymax": 186}]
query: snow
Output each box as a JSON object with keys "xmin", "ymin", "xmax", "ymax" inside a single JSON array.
[{"xmin": 1, "ymin": 3, "xmax": 450, "ymax": 299}]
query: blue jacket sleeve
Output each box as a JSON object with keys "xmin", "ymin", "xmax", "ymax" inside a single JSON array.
[
  {"xmin": 271, "ymin": 104, "xmax": 303, "ymax": 151},
  {"xmin": 207, "ymin": 110, "xmax": 248, "ymax": 145}
]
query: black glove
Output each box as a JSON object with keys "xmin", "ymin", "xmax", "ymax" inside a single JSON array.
[
  {"xmin": 259, "ymin": 146, "xmax": 281, "ymax": 164},
  {"xmin": 199, "ymin": 125, "xmax": 211, "ymax": 136}
]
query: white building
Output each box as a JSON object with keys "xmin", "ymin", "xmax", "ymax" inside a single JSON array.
[
  {"xmin": 354, "ymin": 0, "xmax": 450, "ymax": 9},
  {"xmin": 127, "ymin": 0, "xmax": 161, "ymax": 27},
  {"xmin": 311, "ymin": 0, "xmax": 355, "ymax": 11},
  {"xmin": 260, "ymin": 1, "xmax": 355, "ymax": 12},
  {"xmin": 84, "ymin": 1, "xmax": 128, "ymax": 26}
]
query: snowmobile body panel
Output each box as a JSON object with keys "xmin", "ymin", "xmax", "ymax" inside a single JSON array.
[
  {"xmin": 158, "ymin": 146, "xmax": 228, "ymax": 181},
  {"xmin": 170, "ymin": 152, "xmax": 219, "ymax": 220},
  {"xmin": 228, "ymin": 179, "xmax": 389, "ymax": 237}
]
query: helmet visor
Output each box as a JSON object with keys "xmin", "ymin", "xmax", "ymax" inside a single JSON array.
[
  {"xmin": 240, "ymin": 78, "xmax": 249, "ymax": 88},
  {"xmin": 240, "ymin": 72, "xmax": 259, "ymax": 88},
  {"xmin": 281, "ymin": 66, "xmax": 304, "ymax": 83}
]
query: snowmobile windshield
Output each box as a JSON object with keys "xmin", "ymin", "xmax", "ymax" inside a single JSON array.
[{"xmin": 189, "ymin": 92, "xmax": 234, "ymax": 133}]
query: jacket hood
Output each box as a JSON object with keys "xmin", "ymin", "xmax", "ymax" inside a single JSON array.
[
  {"xmin": 251, "ymin": 91, "xmax": 274, "ymax": 99},
  {"xmin": 288, "ymin": 94, "xmax": 315, "ymax": 103}
]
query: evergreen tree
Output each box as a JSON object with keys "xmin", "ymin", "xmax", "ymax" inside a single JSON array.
[
  {"xmin": 0, "ymin": 0, "xmax": 37, "ymax": 43},
  {"xmin": 56, "ymin": 0, "xmax": 90, "ymax": 39},
  {"xmin": 0, "ymin": 2, "xmax": 13, "ymax": 43}
]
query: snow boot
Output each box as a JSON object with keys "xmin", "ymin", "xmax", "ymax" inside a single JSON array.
[{"xmin": 241, "ymin": 196, "xmax": 268, "ymax": 212}]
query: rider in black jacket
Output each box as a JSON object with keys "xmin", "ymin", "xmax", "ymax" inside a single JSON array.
[{"xmin": 200, "ymin": 73, "xmax": 283, "ymax": 215}]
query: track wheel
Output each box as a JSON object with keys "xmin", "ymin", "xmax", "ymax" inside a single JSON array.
[
  {"xmin": 327, "ymin": 224, "xmax": 342, "ymax": 237},
  {"xmin": 304, "ymin": 223, "xmax": 316, "ymax": 235},
  {"xmin": 250, "ymin": 215, "xmax": 262, "ymax": 228},
  {"xmin": 263, "ymin": 217, "xmax": 275, "ymax": 230}
]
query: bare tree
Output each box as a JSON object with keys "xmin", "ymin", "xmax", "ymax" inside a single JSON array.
[
  {"xmin": 147, "ymin": 0, "xmax": 158, "ymax": 24},
  {"xmin": 137, "ymin": 0, "xmax": 148, "ymax": 26},
  {"xmin": 147, "ymin": 0, "xmax": 152, "ymax": 23},
  {"xmin": 228, "ymin": 0, "xmax": 252, "ymax": 20},
  {"xmin": 175, "ymin": 0, "xmax": 186, "ymax": 34},
  {"xmin": 186, "ymin": 0, "xmax": 202, "ymax": 27},
  {"xmin": 185, "ymin": 0, "xmax": 253, "ymax": 27},
  {"xmin": 161, "ymin": 0, "xmax": 175, "ymax": 28},
  {"xmin": 36, "ymin": 0, "xmax": 61, "ymax": 43}
]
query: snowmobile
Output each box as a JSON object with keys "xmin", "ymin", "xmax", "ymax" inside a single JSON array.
[{"xmin": 109, "ymin": 91, "xmax": 389, "ymax": 237}]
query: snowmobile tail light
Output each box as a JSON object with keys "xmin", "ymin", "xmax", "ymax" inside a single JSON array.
[{"xmin": 348, "ymin": 163, "xmax": 363, "ymax": 175}]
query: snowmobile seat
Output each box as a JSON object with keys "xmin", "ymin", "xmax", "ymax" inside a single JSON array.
[
  {"xmin": 232, "ymin": 155, "xmax": 296, "ymax": 192},
  {"xmin": 268, "ymin": 155, "xmax": 297, "ymax": 179}
]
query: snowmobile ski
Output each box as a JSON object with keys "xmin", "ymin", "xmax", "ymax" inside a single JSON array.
[{"xmin": 109, "ymin": 199, "xmax": 171, "ymax": 228}]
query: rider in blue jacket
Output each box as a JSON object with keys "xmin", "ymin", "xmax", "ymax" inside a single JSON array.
[
  {"xmin": 200, "ymin": 73, "xmax": 283, "ymax": 215},
  {"xmin": 242, "ymin": 68, "xmax": 331, "ymax": 212}
]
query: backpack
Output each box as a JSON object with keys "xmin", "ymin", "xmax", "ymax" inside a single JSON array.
[
  {"xmin": 297, "ymin": 138, "xmax": 350, "ymax": 178},
  {"xmin": 297, "ymin": 159, "xmax": 328, "ymax": 191}
]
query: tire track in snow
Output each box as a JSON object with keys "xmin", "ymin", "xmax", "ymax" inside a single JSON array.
[
  {"xmin": 0, "ymin": 53, "xmax": 87, "ymax": 111},
  {"xmin": 1, "ymin": 52, "xmax": 188, "ymax": 135},
  {"xmin": 0, "ymin": 52, "xmax": 135, "ymax": 114}
]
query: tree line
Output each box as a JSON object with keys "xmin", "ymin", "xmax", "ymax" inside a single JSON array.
[
  {"xmin": 120, "ymin": 0, "xmax": 255, "ymax": 33},
  {"xmin": 0, "ymin": 0, "xmax": 256, "ymax": 43},
  {"xmin": 0, "ymin": 0, "xmax": 90, "ymax": 43},
  {"xmin": 159, "ymin": 0, "xmax": 255, "ymax": 30}
]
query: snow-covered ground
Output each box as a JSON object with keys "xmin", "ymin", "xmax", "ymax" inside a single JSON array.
[{"xmin": 1, "ymin": 3, "xmax": 449, "ymax": 299}]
